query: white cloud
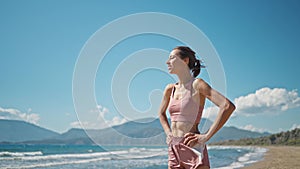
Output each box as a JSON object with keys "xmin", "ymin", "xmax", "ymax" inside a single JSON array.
[
  {"xmin": 203, "ymin": 104, "xmax": 238, "ymax": 121},
  {"xmin": 96, "ymin": 105, "xmax": 127, "ymax": 127},
  {"xmin": 110, "ymin": 116, "xmax": 127, "ymax": 126},
  {"xmin": 290, "ymin": 123, "xmax": 300, "ymax": 130},
  {"xmin": 239, "ymin": 124, "xmax": 268, "ymax": 133},
  {"xmin": 70, "ymin": 121, "xmax": 101, "ymax": 129},
  {"xmin": 70, "ymin": 121, "xmax": 81, "ymax": 128},
  {"xmin": 70, "ymin": 104, "xmax": 127, "ymax": 130},
  {"xmin": 234, "ymin": 87, "xmax": 300, "ymax": 116},
  {"xmin": 203, "ymin": 106, "xmax": 218, "ymax": 121},
  {"xmin": 0, "ymin": 106, "xmax": 40, "ymax": 124}
]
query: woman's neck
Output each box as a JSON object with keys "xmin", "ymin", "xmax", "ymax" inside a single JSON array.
[{"xmin": 176, "ymin": 68, "xmax": 193, "ymax": 86}]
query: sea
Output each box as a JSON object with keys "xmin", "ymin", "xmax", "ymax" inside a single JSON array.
[{"xmin": 0, "ymin": 144, "xmax": 267, "ymax": 169}]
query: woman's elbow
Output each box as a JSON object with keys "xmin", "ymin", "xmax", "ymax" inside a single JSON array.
[
  {"xmin": 158, "ymin": 111, "xmax": 167, "ymax": 119},
  {"xmin": 224, "ymin": 100, "xmax": 236, "ymax": 115}
]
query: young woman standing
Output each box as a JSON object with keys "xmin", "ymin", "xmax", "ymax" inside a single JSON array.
[{"xmin": 158, "ymin": 46, "xmax": 235, "ymax": 169}]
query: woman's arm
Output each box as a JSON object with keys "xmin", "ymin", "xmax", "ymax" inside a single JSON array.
[
  {"xmin": 158, "ymin": 84, "xmax": 173, "ymax": 137},
  {"xmin": 184, "ymin": 79, "xmax": 235, "ymax": 146},
  {"xmin": 198, "ymin": 79, "xmax": 236, "ymax": 142}
]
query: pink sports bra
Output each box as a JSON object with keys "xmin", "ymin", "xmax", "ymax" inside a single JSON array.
[{"xmin": 168, "ymin": 78, "xmax": 204, "ymax": 124}]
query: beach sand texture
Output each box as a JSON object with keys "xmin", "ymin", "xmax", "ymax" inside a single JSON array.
[{"xmin": 242, "ymin": 146, "xmax": 300, "ymax": 169}]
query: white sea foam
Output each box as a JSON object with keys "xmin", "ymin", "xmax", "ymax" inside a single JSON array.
[
  {"xmin": 214, "ymin": 146, "xmax": 268, "ymax": 169},
  {"xmin": 1, "ymin": 146, "xmax": 267, "ymax": 169},
  {"xmin": 0, "ymin": 150, "xmax": 127, "ymax": 161},
  {"xmin": 5, "ymin": 156, "xmax": 113, "ymax": 169},
  {"xmin": 0, "ymin": 151, "xmax": 43, "ymax": 157},
  {"xmin": 116, "ymin": 147, "xmax": 167, "ymax": 160},
  {"xmin": 0, "ymin": 147, "xmax": 168, "ymax": 169},
  {"xmin": 208, "ymin": 145, "xmax": 254, "ymax": 150}
]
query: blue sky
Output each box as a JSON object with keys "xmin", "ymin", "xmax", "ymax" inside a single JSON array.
[{"xmin": 1, "ymin": 0, "xmax": 300, "ymax": 133}]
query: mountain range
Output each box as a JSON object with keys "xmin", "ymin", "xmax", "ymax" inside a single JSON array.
[
  {"xmin": 0, "ymin": 119, "xmax": 59, "ymax": 142},
  {"xmin": 0, "ymin": 119, "xmax": 270, "ymax": 145}
]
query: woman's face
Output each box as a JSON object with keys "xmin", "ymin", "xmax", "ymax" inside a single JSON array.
[{"xmin": 166, "ymin": 49, "xmax": 188, "ymax": 74}]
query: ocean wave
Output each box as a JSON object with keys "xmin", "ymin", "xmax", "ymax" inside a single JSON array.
[
  {"xmin": 1, "ymin": 146, "xmax": 267, "ymax": 169},
  {"xmin": 0, "ymin": 150, "xmax": 126, "ymax": 161},
  {"xmin": 208, "ymin": 145, "xmax": 255, "ymax": 150},
  {"xmin": 4, "ymin": 156, "xmax": 168, "ymax": 169},
  {"xmin": 0, "ymin": 147, "xmax": 168, "ymax": 169},
  {"xmin": 4, "ymin": 156, "xmax": 113, "ymax": 169},
  {"xmin": 214, "ymin": 146, "xmax": 268, "ymax": 169},
  {"xmin": 0, "ymin": 151, "xmax": 43, "ymax": 157}
]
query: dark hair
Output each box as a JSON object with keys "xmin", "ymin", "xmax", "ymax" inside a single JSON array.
[{"xmin": 173, "ymin": 46, "xmax": 204, "ymax": 77}]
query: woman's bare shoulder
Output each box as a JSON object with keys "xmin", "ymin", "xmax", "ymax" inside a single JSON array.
[
  {"xmin": 193, "ymin": 78, "xmax": 205, "ymax": 85},
  {"xmin": 162, "ymin": 83, "xmax": 174, "ymax": 98},
  {"xmin": 194, "ymin": 78, "xmax": 205, "ymax": 83},
  {"xmin": 193, "ymin": 78, "xmax": 211, "ymax": 90},
  {"xmin": 164, "ymin": 83, "xmax": 175, "ymax": 92}
]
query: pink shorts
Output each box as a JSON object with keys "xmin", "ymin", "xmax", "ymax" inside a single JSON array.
[{"xmin": 168, "ymin": 136, "xmax": 210, "ymax": 169}]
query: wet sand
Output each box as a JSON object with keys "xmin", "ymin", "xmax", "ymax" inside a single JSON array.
[{"xmin": 242, "ymin": 146, "xmax": 300, "ymax": 169}]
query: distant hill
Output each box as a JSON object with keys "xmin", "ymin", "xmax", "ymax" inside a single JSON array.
[
  {"xmin": 211, "ymin": 128, "xmax": 300, "ymax": 146},
  {"xmin": 209, "ymin": 126, "xmax": 270, "ymax": 143},
  {"xmin": 83, "ymin": 118, "xmax": 269, "ymax": 145},
  {"xmin": 0, "ymin": 119, "xmax": 60, "ymax": 142},
  {"xmin": 0, "ymin": 119, "xmax": 270, "ymax": 145}
]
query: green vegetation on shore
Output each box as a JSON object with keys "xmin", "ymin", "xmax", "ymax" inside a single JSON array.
[{"xmin": 211, "ymin": 128, "xmax": 300, "ymax": 146}]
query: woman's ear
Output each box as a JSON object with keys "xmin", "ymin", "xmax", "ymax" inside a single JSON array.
[{"xmin": 183, "ymin": 57, "xmax": 189, "ymax": 65}]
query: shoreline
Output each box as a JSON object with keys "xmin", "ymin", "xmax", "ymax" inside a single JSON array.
[
  {"xmin": 209, "ymin": 145, "xmax": 267, "ymax": 169},
  {"xmin": 241, "ymin": 146, "xmax": 300, "ymax": 169}
]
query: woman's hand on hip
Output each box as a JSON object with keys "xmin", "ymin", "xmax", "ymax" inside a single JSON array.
[
  {"xmin": 166, "ymin": 132, "xmax": 173, "ymax": 145},
  {"xmin": 183, "ymin": 132, "xmax": 208, "ymax": 147}
]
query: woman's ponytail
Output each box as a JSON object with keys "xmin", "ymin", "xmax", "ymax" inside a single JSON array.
[
  {"xmin": 173, "ymin": 46, "xmax": 205, "ymax": 78},
  {"xmin": 192, "ymin": 59, "xmax": 201, "ymax": 77}
]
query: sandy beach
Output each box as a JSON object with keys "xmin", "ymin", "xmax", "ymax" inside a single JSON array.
[{"xmin": 242, "ymin": 146, "xmax": 300, "ymax": 169}]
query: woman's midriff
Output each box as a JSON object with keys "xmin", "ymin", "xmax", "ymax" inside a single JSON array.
[{"xmin": 171, "ymin": 121, "xmax": 200, "ymax": 137}]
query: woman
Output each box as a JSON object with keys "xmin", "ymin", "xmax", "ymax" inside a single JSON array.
[{"xmin": 158, "ymin": 46, "xmax": 236, "ymax": 169}]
